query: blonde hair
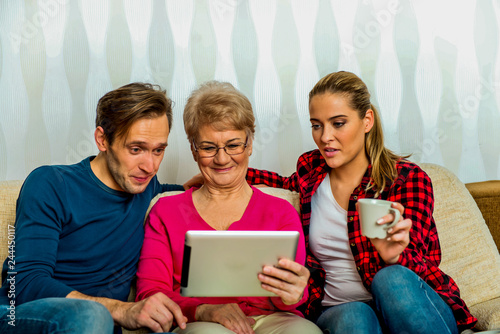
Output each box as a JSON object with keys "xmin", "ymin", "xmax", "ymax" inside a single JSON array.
[
  {"xmin": 309, "ymin": 71, "xmax": 408, "ymax": 196},
  {"xmin": 183, "ymin": 81, "xmax": 255, "ymax": 143}
]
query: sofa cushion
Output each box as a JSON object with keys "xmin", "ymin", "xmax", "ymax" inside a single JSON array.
[
  {"xmin": 0, "ymin": 180, "xmax": 23, "ymax": 264},
  {"xmin": 419, "ymin": 164, "xmax": 500, "ymax": 310}
]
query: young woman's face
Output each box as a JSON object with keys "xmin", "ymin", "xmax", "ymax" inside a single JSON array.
[{"xmin": 309, "ymin": 93, "xmax": 373, "ymax": 170}]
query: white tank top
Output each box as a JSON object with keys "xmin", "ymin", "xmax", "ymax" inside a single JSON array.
[{"xmin": 310, "ymin": 173, "xmax": 372, "ymax": 306}]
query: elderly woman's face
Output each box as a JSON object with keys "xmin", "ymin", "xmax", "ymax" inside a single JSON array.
[{"xmin": 193, "ymin": 125, "xmax": 251, "ymax": 189}]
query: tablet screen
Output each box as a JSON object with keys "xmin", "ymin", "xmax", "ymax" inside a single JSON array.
[{"xmin": 180, "ymin": 230, "xmax": 299, "ymax": 297}]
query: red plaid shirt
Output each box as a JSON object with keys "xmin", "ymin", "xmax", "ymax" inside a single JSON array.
[{"xmin": 247, "ymin": 149, "xmax": 477, "ymax": 331}]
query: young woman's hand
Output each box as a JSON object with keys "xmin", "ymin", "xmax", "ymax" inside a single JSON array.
[
  {"xmin": 258, "ymin": 258, "xmax": 309, "ymax": 305},
  {"xmin": 183, "ymin": 173, "xmax": 204, "ymax": 190},
  {"xmin": 365, "ymin": 202, "xmax": 412, "ymax": 264},
  {"xmin": 195, "ymin": 303, "xmax": 256, "ymax": 334}
]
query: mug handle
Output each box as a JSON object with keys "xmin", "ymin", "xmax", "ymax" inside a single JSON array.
[{"xmin": 385, "ymin": 207, "xmax": 401, "ymax": 230}]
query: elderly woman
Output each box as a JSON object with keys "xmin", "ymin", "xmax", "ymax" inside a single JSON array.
[{"xmin": 135, "ymin": 81, "xmax": 322, "ymax": 334}]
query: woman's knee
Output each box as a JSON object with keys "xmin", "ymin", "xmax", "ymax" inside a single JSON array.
[
  {"xmin": 253, "ymin": 312, "xmax": 322, "ymax": 334},
  {"xmin": 373, "ymin": 264, "xmax": 415, "ymax": 283},
  {"xmin": 372, "ymin": 265, "xmax": 418, "ymax": 296},
  {"xmin": 173, "ymin": 321, "xmax": 236, "ymax": 334},
  {"xmin": 286, "ymin": 319, "xmax": 323, "ymax": 334},
  {"xmin": 371, "ymin": 266, "xmax": 458, "ymax": 334},
  {"xmin": 316, "ymin": 302, "xmax": 381, "ymax": 334}
]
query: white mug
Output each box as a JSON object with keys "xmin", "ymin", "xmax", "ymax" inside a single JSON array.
[{"xmin": 357, "ymin": 198, "xmax": 401, "ymax": 239}]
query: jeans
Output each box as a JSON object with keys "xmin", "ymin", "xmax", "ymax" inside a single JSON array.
[
  {"xmin": 316, "ymin": 265, "xmax": 459, "ymax": 334},
  {"xmin": 0, "ymin": 297, "xmax": 114, "ymax": 333}
]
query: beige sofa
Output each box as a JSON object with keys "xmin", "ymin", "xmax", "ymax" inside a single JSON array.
[{"xmin": 1, "ymin": 163, "xmax": 499, "ymax": 332}]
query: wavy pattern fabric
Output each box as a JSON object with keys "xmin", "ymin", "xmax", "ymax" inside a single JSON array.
[{"xmin": 0, "ymin": 0, "xmax": 499, "ymax": 184}]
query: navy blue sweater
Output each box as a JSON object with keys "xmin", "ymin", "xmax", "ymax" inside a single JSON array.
[{"xmin": 0, "ymin": 157, "xmax": 183, "ymax": 305}]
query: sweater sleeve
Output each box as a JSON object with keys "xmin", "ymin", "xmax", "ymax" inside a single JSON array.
[
  {"xmin": 246, "ymin": 168, "xmax": 299, "ymax": 192},
  {"xmin": 6, "ymin": 168, "xmax": 75, "ymax": 304},
  {"xmin": 135, "ymin": 200, "xmax": 204, "ymax": 322}
]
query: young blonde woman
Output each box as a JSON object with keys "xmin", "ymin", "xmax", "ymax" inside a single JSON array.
[{"xmin": 247, "ymin": 71, "xmax": 477, "ymax": 333}]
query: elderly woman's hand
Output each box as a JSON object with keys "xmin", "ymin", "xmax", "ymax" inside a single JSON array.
[
  {"xmin": 258, "ymin": 258, "xmax": 309, "ymax": 305},
  {"xmin": 367, "ymin": 201, "xmax": 412, "ymax": 264},
  {"xmin": 195, "ymin": 303, "xmax": 255, "ymax": 334}
]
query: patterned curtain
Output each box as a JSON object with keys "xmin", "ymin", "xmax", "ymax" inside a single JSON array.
[{"xmin": 0, "ymin": 0, "xmax": 499, "ymax": 184}]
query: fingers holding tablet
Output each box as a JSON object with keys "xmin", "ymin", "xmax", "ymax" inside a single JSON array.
[{"xmin": 258, "ymin": 258, "xmax": 310, "ymax": 305}]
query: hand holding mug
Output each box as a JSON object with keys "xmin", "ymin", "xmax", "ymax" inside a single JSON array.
[
  {"xmin": 357, "ymin": 199, "xmax": 400, "ymax": 239},
  {"xmin": 357, "ymin": 199, "xmax": 412, "ymax": 264}
]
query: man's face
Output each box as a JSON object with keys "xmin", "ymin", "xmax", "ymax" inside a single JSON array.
[{"xmin": 105, "ymin": 114, "xmax": 169, "ymax": 194}]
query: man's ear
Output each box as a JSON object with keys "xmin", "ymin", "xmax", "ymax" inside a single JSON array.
[{"xmin": 94, "ymin": 126, "xmax": 108, "ymax": 152}]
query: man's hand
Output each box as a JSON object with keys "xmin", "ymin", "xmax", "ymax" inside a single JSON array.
[
  {"xmin": 67, "ymin": 291, "xmax": 186, "ymax": 333},
  {"xmin": 115, "ymin": 293, "xmax": 187, "ymax": 333},
  {"xmin": 195, "ymin": 303, "xmax": 255, "ymax": 334}
]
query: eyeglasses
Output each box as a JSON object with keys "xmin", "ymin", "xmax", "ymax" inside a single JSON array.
[{"xmin": 193, "ymin": 137, "xmax": 248, "ymax": 158}]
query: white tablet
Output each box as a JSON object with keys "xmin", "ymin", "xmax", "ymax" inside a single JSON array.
[{"xmin": 180, "ymin": 230, "xmax": 300, "ymax": 297}]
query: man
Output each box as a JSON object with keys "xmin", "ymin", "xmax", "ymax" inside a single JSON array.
[{"xmin": 0, "ymin": 83, "xmax": 188, "ymax": 333}]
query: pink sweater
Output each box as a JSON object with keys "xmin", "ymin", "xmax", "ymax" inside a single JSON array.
[{"xmin": 135, "ymin": 186, "xmax": 307, "ymax": 323}]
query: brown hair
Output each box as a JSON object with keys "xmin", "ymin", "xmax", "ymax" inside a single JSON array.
[
  {"xmin": 95, "ymin": 82, "xmax": 173, "ymax": 145},
  {"xmin": 183, "ymin": 81, "xmax": 255, "ymax": 143},
  {"xmin": 309, "ymin": 71, "xmax": 407, "ymax": 196}
]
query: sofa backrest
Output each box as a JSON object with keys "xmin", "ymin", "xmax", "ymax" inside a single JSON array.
[
  {"xmin": 419, "ymin": 163, "xmax": 500, "ymax": 308},
  {"xmin": 0, "ymin": 180, "xmax": 24, "ymax": 264}
]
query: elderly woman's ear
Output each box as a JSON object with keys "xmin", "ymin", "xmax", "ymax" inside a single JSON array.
[
  {"xmin": 247, "ymin": 139, "xmax": 253, "ymax": 156},
  {"xmin": 190, "ymin": 142, "xmax": 198, "ymax": 162}
]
